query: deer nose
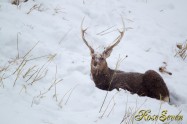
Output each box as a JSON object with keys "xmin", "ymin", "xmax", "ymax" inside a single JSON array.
[{"xmin": 94, "ymin": 62, "xmax": 97, "ymax": 66}]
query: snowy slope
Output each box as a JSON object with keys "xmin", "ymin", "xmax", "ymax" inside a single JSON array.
[{"xmin": 0, "ymin": 0, "xmax": 187, "ymax": 124}]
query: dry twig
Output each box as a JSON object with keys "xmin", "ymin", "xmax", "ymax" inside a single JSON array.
[
  {"xmin": 175, "ymin": 41, "xmax": 187, "ymax": 60},
  {"xmin": 99, "ymin": 55, "xmax": 128, "ymax": 113},
  {"xmin": 159, "ymin": 62, "xmax": 172, "ymax": 75},
  {"xmin": 99, "ymin": 91, "xmax": 119, "ymax": 118},
  {"xmin": 27, "ymin": 4, "xmax": 44, "ymax": 14},
  {"xmin": 58, "ymin": 84, "xmax": 78, "ymax": 108}
]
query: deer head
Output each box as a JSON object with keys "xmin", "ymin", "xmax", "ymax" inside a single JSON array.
[{"xmin": 81, "ymin": 18, "xmax": 125, "ymax": 71}]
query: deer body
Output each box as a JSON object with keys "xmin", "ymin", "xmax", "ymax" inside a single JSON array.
[
  {"xmin": 91, "ymin": 65, "xmax": 169, "ymax": 101},
  {"xmin": 81, "ymin": 18, "xmax": 170, "ymax": 102}
]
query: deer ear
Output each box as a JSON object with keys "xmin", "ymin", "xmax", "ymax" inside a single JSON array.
[{"xmin": 103, "ymin": 49, "xmax": 113, "ymax": 58}]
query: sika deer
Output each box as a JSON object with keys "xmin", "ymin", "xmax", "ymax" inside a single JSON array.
[{"xmin": 81, "ymin": 19, "xmax": 170, "ymax": 102}]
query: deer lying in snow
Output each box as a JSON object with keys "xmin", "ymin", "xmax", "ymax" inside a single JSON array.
[{"xmin": 80, "ymin": 19, "xmax": 170, "ymax": 102}]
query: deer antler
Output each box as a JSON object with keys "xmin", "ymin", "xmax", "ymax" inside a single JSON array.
[
  {"xmin": 104, "ymin": 17, "xmax": 125, "ymax": 55},
  {"xmin": 81, "ymin": 18, "xmax": 94, "ymax": 54}
]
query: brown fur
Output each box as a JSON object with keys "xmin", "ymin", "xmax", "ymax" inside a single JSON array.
[{"xmin": 91, "ymin": 62, "xmax": 170, "ymax": 101}]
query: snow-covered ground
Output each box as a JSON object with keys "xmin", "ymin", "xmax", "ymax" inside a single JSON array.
[{"xmin": 0, "ymin": 0, "xmax": 187, "ymax": 123}]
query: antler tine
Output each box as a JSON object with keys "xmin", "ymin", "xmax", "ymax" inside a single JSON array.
[
  {"xmin": 81, "ymin": 17, "xmax": 94, "ymax": 53},
  {"xmin": 104, "ymin": 17, "xmax": 125, "ymax": 53}
]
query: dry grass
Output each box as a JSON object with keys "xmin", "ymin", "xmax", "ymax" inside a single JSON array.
[
  {"xmin": 31, "ymin": 68, "xmax": 63, "ymax": 107},
  {"xmin": 0, "ymin": 34, "xmax": 66, "ymax": 109},
  {"xmin": 175, "ymin": 41, "xmax": 187, "ymax": 60},
  {"xmin": 58, "ymin": 84, "xmax": 78, "ymax": 108},
  {"xmin": 53, "ymin": 6, "xmax": 66, "ymax": 15},
  {"xmin": 99, "ymin": 55, "xmax": 128, "ymax": 113},
  {"xmin": 11, "ymin": 0, "xmax": 20, "ymax": 6},
  {"xmin": 99, "ymin": 91, "xmax": 119, "ymax": 119},
  {"xmin": 27, "ymin": 4, "xmax": 46, "ymax": 14},
  {"xmin": 120, "ymin": 96, "xmax": 147, "ymax": 124},
  {"xmin": 11, "ymin": 0, "xmax": 28, "ymax": 6}
]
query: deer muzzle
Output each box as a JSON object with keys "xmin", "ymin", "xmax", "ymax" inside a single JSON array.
[{"xmin": 94, "ymin": 61, "xmax": 97, "ymax": 66}]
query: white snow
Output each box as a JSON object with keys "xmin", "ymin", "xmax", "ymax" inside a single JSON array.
[{"xmin": 0, "ymin": 0, "xmax": 187, "ymax": 124}]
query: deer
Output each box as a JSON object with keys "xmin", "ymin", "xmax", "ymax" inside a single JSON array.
[{"xmin": 80, "ymin": 19, "xmax": 170, "ymax": 102}]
